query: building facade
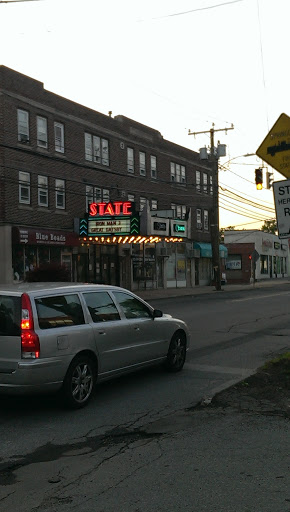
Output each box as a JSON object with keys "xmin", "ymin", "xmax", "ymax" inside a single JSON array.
[
  {"xmin": 224, "ymin": 230, "xmax": 288, "ymax": 283},
  {"xmin": 0, "ymin": 66, "xmax": 221, "ymax": 289}
]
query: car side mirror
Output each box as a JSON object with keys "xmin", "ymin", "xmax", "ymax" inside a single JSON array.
[{"xmin": 153, "ymin": 309, "xmax": 163, "ymax": 319}]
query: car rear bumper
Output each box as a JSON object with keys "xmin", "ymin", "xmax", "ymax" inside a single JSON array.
[{"xmin": 0, "ymin": 357, "xmax": 67, "ymax": 394}]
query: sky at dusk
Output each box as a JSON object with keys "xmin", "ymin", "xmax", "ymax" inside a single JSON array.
[{"xmin": 1, "ymin": 0, "xmax": 288, "ymax": 229}]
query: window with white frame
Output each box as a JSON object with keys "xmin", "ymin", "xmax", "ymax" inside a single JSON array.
[
  {"xmin": 171, "ymin": 203, "xmax": 186, "ymax": 219},
  {"xmin": 37, "ymin": 116, "xmax": 48, "ymax": 148},
  {"xmin": 54, "ymin": 122, "xmax": 64, "ymax": 153},
  {"xmin": 204, "ymin": 209, "xmax": 209, "ymax": 231},
  {"xmin": 17, "ymin": 109, "xmax": 29, "ymax": 143},
  {"xmin": 55, "ymin": 179, "xmax": 65, "ymax": 209},
  {"xmin": 128, "ymin": 193, "xmax": 135, "ymax": 202},
  {"xmin": 38, "ymin": 175, "xmax": 48, "ymax": 207},
  {"xmin": 150, "ymin": 155, "xmax": 157, "ymax": 179},
  {"xmin": 209, "ymin": 175, "xmax": 213, "ymax": 195},
  {"xmin": 140, "ymin": 197, "xmax": 147, "ymax": 211},
  {"xmin": 139, "ymin": 152, "xmax": 146, "ymax": 176},
  {"xmin": 203, "ymin": 173, "xmax": 208, "ymax": 194},
  {"xmin": 151, "ymin": 199, "xmax": 158, "ymax": 210},
  {"xmin": 19, "ymin": 171, "xmax": 30, "ymax": 204},
  {"xmin": 85, "ymin": 185, "xmax": 110, "ymax": 212},
  {"xmin": 196, "ymin": 170, "xmax": 201, "ymax": 192},
  {"xmin": 84, "ymin": 133, "xmax": 109, "ymax": 166},
  {"xmin": 196, "ymin": 209, "xmax": 202, "ymax": 229},
  {"xmin": 127, "ymin": 147, "xmax": 134, "ymax": 173},
  {"xmin": 170, "ymin": 162, "xmax": 186, "ymax": 183}
]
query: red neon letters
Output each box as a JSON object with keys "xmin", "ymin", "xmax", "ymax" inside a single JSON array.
[{"xmin": 89, "ymin": 201, "xmax": 132, "ymax": 217}]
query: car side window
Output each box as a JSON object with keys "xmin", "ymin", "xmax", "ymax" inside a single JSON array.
[
  {"xmin": 35, "ymin": 294, "xmax": 85, "ymax": 329},
  {"xmin": 83, "ymin": 292, "xmax": 120, "ymax": 323},
  {"xmin": 113, "ymin": 292, "xmax": 152, "ymax": 320}
]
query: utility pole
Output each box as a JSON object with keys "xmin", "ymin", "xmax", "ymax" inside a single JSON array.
[{"xmin": 188, "ymin": 123, "xmax": 234, "ymax": 291}]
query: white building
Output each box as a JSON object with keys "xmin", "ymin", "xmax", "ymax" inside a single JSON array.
[{"xmin": 224, "ymin": 230, "xmax": 288, "ymax": 282}]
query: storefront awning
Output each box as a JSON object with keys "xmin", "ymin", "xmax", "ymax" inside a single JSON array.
[{"xmin": 193, "ymin": 242, "xmax": 228, "ymax": 258}]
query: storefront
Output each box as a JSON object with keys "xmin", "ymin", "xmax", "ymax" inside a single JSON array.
[
  {"xmin": 193, "ymin": 242, "xmax": 228, "ymax": 285},
  {"xmin": 12, "ymin": 227, "xmax": 80, "ymax": 281}
]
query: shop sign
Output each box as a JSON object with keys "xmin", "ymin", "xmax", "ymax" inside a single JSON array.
[
  {"xmin": 86, "ymin": 201, "xmax": 140, "ymax": 237},
  {"xmin": 150, "ymin": 217, "xmax": 169, "ymax": 236},
  {"xmin": 170, "ymin": 219, "xmax": 187, "ymax": 237},
  {"xmin": 262, "ymin": 238, "xmax": 273, "ymax": 249},
  {"xmin": 89, "ymin": 201, "xmax": 133, "ymax": 217},
  {"xmin": 274, "ymin": 242, "xmax": 281, "ymax": 249},
  {"xmin": 12, "ymin": 227, "xmax": 79, "ymax": 246}
]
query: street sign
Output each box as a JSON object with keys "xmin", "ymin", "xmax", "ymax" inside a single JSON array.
[
  {"xmin": 256, "ymin": 113, "xmax": 290, "ymax": 178},
  {"xmin": 273, "ymin": 179, "xmax": 290, "ymax": 238}
]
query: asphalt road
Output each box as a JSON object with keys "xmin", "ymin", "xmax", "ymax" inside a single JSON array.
[{"xmin": 0, "ymin": 284, "xmax": 290, "ymax": 511}]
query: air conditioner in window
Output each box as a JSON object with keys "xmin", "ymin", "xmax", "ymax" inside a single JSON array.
[{"xmin": 19, "ymin": 134, "xmax": 29, "ymax": 143}]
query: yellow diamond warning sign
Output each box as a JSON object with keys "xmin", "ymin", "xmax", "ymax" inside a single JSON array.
[{"xmin": 256, "ymin": 113, "xmax": 290, "ymax": 178}]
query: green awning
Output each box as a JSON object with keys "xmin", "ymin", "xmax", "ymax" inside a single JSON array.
[{"xmin": 193, "ymin": 242, "xmax": 228, "ymax": 258}]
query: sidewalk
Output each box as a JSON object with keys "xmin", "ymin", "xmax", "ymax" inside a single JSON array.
[{"xmin": 136, "ymin": 277, "xmax": 290, "ymax": 301}]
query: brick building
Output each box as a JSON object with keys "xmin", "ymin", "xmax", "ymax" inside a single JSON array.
[{"xmin": 0, "ymin": 65, "xmax": 221, "ymax": 289}]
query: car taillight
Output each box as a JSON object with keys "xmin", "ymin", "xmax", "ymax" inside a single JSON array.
[{"xmin": 21, "ymin": 293, "xmax": 40, "ymax": 359}]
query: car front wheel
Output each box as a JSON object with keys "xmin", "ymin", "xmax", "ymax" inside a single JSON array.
[
  {"xmin": 62, "ymin": 355, "xmax": 97, "ymax": 408},
  {"xmin": 165, "ymin": 332, "xmax": 186, "ymax": 372}
]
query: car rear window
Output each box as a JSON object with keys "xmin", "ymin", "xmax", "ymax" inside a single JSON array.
[
  {"xmin": 0, "ymin": 295, "xmax": 21, "ymax": 336},
  {"xmin": 35, "ymin": 294, "xmax": 85, "ymax": 329}
]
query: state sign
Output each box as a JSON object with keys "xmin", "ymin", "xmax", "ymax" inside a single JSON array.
[
  {"xmin": 256, "ymin": 113, "xmax": 290, "ymax": 178},
  {"xmin": 273, "ymin": 179, "xmax": 290, "ymax": 238}
]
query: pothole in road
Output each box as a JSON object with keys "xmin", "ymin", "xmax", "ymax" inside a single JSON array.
[{"xmin": 0, "ymin": 427, "xmax": 162, "ymax": 487}]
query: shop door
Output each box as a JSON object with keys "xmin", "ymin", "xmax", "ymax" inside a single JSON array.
[
  {"xmin": 61, "ymin": 253, "xmax": 72, "ymax": 281},
  {"xmin": 101, "ymin": 255, "xmax": 119, "ymax": 286}
]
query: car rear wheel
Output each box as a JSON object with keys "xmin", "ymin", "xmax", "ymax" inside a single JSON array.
[
  {"xmin": 165, "ymin": 332, "xmax": 186, "ymax": 372},
  {"xmin": 62, "ymin": 355, "xmax": 97, "ymax": 408}
]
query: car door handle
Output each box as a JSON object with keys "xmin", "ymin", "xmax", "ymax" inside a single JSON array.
[
  {"xmin": 98, "ymin": 331, "xmax": 106, "ymax": 335},
  {"xmin": 134, "ymin": 326, "xmax": 140, "ymax": 331}
]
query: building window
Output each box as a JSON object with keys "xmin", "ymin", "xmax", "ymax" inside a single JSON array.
[
  {"xmin": 140, "ymin": 197, "xmax": 147, "ymax": 211},
  {"xmin": 260, "ymin": 255, "xmax": 268, "ymax": 274},
  {"xmin": 128, "ymin": 194, "xmax": 135, "ymax": 202},
  {"xmin": 17, "ymin": 109, "xmax": 29, "ymax": 143},
  {"xmin": 171, "ymin": 162, "xmax": 186, "ymax": 183},
  {"xmin": 127, "ymin": 147, "xmax": 134, "ymax": 173},
  {"xmin": 171, "ymin": 203, "xmax": 186, "ymax": 219},
  {"xmin": 38, "ymin": 175, "xmax": 48, "ymax": 207},
  {"xmin": 151, "ymin": 199, "xmax": 158, "ymax": 210},
  {"xmin": 19, "ymin": 171, "xmax": 30, "ymax": 204},
  {"xmin": 196, "ymin": 209, "xmax": 202, "ymax": 229},
  {"xmin": 84, "ymin": 133, "xmax": 109, "ymax": 166},
  {"xmin": 150, "ymin": 155, "xmax": 157, "ymax": 179},
  {"xmin": 37, "ymin": 116, "xmax": 48, "ymax": 148},
  {"xmin": 54, "ymin": 122, "xmax": 64, "ymax": 153},
  {"xmin": 226, "ymin": 255, "xmax": 242, "ymax": 270},
  {"xmin": 204, "ymin": 209, "xmax": 209, "ymax": 231},
  {"xmin": 196, "ymin": 171, "xmax": 201, "ymax": 192},
  {"xmin": 203, "ymin": 173, "xmax": 208, "ymax": 194},
  {"xmin": 85, "ymin": 185, "xmax": 110, "ymax": 212},
  {"xmin": 55, "ymin": 179, "xmax": 65, "ymax": 209},
  {"xmin": 209, "ymin": 175, "xmax": 213, "ymax": 195},
  {"xmin": 139, "ymin": 152, "xmax": 146, "ymax": 176}
]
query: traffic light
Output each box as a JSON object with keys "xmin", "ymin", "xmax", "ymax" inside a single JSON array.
[
  {"xmin": 255, "ymin": 168, "xmax": 263, "ymax": 190},
  {"xmin": 266, "ymin": 170, "xmax": 274, "ymax": 189}
]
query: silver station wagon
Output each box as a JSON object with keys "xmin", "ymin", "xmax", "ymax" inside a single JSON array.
[{"xmin": 0, "ymin": 284, "xmax": 190, "ymax": 408}]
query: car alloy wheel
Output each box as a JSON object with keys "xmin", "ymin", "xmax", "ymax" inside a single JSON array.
[
  {"xmin": 165, "ymin": 332, "xmax": 186, "ymax": 372},
  {"xmin": 62, "ymin": 356, "xmax": 96, "ymax": 408}
]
